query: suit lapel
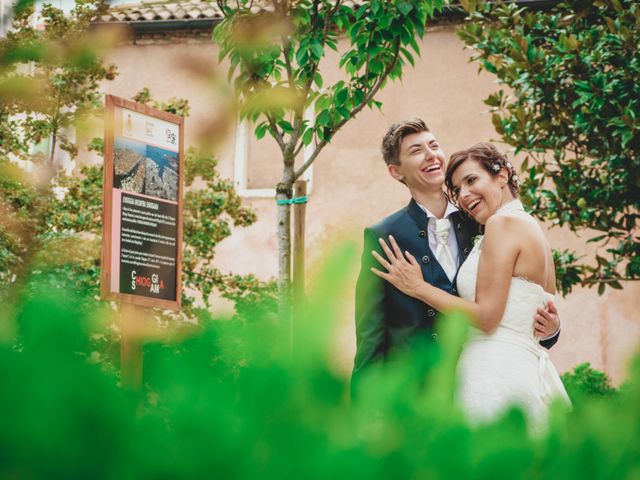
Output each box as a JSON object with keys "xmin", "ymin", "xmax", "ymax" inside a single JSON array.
[
  {"xmin": 451, "ymin": 210, "xmax": 479, "ymax": 264},
  {"xmin": 406, "ymin": 198, "xmax": 430, "ymax": 230},
  {"xmin": 406, "ymin": 198, "xmax": 452, "ymax": 287}
]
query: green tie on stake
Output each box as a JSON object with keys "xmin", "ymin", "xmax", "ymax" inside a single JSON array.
[{"xmin": 276, "ymin": 196, "xmax": 308, "ymax": 205}]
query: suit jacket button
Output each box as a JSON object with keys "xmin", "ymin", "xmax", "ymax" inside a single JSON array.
[
  {"xmin": 427, "ymin": 309, "xmax": 435, "ymax": 317},
  {"xmin": 422, "ymin": 255, "xmax": 430, "ymax": 264},
  {"xmin": 463, "ymin": 247, "xmax": 470, "ymax": 255},
  {"xmin": 456, "ymin": 223, "xmax": 462, "ymax": 230},
  {"xmin": 452, "ymin": 287, "xmax": 457, "ymax": 294},
  {"xmin": 419, "ymin": 230, "xmax": 427, "ymax": 238},
  {"xmin": 432, "ymin": 333, "xmax": 439, "ymax": 340}
]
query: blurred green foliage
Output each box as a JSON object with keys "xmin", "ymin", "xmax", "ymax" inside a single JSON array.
[
  {"xmin": 0, "ymin": 143, "xmax": 275, "ymax": 322},
  {"xmin": 0, "ymin": 0, "xmax": 277, "ymax": 372},
  {"xmin": 458, "ymin": 0, "xmax": 640, "ymax": 295},
  {"xmin": 2, "ymin": 245, "xmax": 640, "ymax": 478},
  {"xmin": 0, "ymin": 84, "xmax": 276, "ymax": 373},
  {"xmin": 0, "ymin": 0, "xmax": 116, "ymax": 163},
  {"xmin": 132, "ymin": 87, "xmax": 191, "ymax": 118},
  {"xmin": 561, "ymin": 362, "xmax": 617, "ymax": 400}
]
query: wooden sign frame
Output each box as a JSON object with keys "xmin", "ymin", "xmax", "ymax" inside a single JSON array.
[{"xmin": 100, "ymin": 94, "xmax": 184, "ymax": 311}]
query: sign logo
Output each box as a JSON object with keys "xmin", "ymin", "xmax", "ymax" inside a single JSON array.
[
  {"xmin": 166, "ymin": 128, "xmax": 177, "ymax": 146},
  {"xmin": 131, "ymin": 270, "xmax": 165, "ymax": 295}
]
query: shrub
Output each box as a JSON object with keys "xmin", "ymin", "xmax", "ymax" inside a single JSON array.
[
  {"xmin": 2, "ymin": 246, "xmax": 639, "ymax": 478},
  {"xmin": 561, "ymin": 362, "xmax": 617, "ymax": 400}
]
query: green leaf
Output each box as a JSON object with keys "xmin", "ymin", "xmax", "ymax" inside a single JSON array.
[
  {"xmin": 334, "ymin": 88, "xmax": 349, "ymax": 107},
  {"xmin": 295, "ymin": 47, "xmax": 308, "ymax": 66},
  {"xmin": 336, "ymin": 106, "xmax": 351, "ymax": 119},
  {"xmin": 400, "ymin": 47, "xmax": 415, "ymax": 67},
  {"xmin": 302, "ymin": 127, "xmax": 314, "ymax": 146},
  {"xmin": 13, "ymin": 0, "xmax": 35, "ymax": 16},
  {"xmin": 255, "ymin": 122, "xmax": 268, "ymax": 140},
  {"xmin": 310, "ymin": 40, "xmax": 324, "ymax": 61},
  {"xmin": 279, "ymin": 120, "xmax": 294, "ymax": 134},
  {"xmin": 482, "ymin": 60, "xmax": 497, "ymax": 74},
  {"xmin": 398, "ymin": 2, "xmax": 413, "ymax": 16},
  {"xmin": 316, "ymin": 110, "xmax": 331, "ymax": 127},
  {"xmin": 313, "ymin": 72, "xmax": 323, "ymax": 88}
]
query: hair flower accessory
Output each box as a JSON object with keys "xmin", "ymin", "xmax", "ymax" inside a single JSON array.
[
  {"xmin": 505, "ymin": 161, "xmax": 513, "ymax": 170},
  {"xmin": 492, "ymin": 163, "xmax": 501, "ymax": 172},
  {"xmin": 511, "ymin": 174, "xmax": 521, "ymax": 186}
]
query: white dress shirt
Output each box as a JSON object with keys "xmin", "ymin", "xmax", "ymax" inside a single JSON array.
[{"xmin": 417, "ymin": 201, "xmax": 461, "ymax": 280}]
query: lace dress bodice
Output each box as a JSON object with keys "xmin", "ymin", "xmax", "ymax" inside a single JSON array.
[
  {"xmin": 456, "ymin": 235, "xmax": 554, "ymax": 344},
  {"xmin": 453, "ymin": 200, "xmax": 570, "ymax": 426}
]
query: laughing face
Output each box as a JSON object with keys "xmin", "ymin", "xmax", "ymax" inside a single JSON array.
[
  {"xmin": 451, "ymin": 158, "xmax": 509, "ymax": 224},
  {"xmin": 388, "ymin": 130, "xmax": 446, "ymax": 191}
]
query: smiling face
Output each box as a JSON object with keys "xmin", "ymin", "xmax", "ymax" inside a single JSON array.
[
  {"xmin": 451, "ymin": 158, "xmax": 509, "ymax": 224},
  {"xmin": 388, "ymin": 130, "xmax": 446, "ymax": 191}
]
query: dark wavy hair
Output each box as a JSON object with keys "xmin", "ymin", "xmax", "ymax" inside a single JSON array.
[{"xmin": 445, "ymin": 142, "xmax": 520, "ymax": 202}]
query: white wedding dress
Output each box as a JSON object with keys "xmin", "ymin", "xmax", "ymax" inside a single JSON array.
[{"xmin": 455, "ymin": 200, "xmax": 571, "ymax": 425}]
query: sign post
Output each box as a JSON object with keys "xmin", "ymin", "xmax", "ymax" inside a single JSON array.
[
  {"xmin": 101, "ymin": 95, "xmax": 184, "ymax": 387},
  {"xmin": 292, "ymin": 180, "xmax": 307, "ymax": 350}
]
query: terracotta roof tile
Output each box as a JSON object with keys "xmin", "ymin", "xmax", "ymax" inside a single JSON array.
[
  {"xmin": 98, "ymin": 0, "xmax": 368, "ymax": 24},
  {"xmin": 98, "ymin": 1, "xmax": 550, "ymax": 26},
  {"xmin": 100, "ymin": 0, "xmax": 225, "ymax": 24}
]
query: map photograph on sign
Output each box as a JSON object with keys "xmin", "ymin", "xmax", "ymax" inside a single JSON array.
[{"xmin": 114, "ymin": 136, "xmax": 179, "ymax": 201}]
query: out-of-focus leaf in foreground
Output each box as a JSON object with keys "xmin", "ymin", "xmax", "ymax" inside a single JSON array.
[{"xmin": 1, "ymin": 246, "xmax": 639, "ymax": 478}]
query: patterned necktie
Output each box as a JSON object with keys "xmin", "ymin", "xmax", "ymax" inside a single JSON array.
[{"xmin": 434, "ymin": 218, "xmax": 457, "ymax": 282}]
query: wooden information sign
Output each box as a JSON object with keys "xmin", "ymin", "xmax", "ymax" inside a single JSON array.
[{"xmin": 101, "ymin": 95, "xmax": 184, "ymax": 311}]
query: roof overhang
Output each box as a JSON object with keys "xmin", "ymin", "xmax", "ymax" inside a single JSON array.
[{"xmin": 97, "ymin": 0, "xmax": 558, "ymax": 35}]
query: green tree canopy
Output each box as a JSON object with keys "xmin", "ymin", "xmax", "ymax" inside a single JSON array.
[
  {"xmin": 214, "ymin": 0, "xmax": 444, "ymax": 301},
  {"xmin": 458, "ymin": 0, "xmax": 639, "ymax": 295}
]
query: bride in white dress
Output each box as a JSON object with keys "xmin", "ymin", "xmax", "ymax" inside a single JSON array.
[{"xmin": 371, "ymin": 143, "xmax": 570, "ymax": 425}]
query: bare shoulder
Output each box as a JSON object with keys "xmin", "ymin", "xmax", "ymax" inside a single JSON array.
[
  {"xmin": 484, "ymin": 212, "xmax": 520, "ymax": 235},
  {"xmin": 484, "ymin": 211, "xmax": 541, "ymax": 252}
]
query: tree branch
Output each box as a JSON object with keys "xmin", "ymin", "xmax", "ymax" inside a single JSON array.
[
  {"xmin": 282, "ymin": 36, "xmax": 295, "ymax": 92},
  {"xmin": 293, "ymin": 140, "xmax": 305, "ymax": 158},
  {"xmin": 289, "ymin": 0, "xmax": 344, "ymax": 162},
  {"xmin": 279, "ymin": 30, "xmax": 299, "ymax": 159},
  {"xmin": 266, "ymin": 113, "xmax": 287, "ymax": 154},
  {"xmin": 293, "ymin": 39, "xmax": 401, "ymax": 182},
  {"xmin": 583, "ymin": 277, "xmax": 639, "ymax": 284},
  {"xmin": 302, "ymin": 0, "xmax": 342, "ymax": 102},
  {"xmin": 361, "ymin": 17, "xmax": 379, "ymax": 91}
]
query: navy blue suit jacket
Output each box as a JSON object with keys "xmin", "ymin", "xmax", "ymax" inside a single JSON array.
[{"xmin": 352, "ymin": 198, "xmax": 559, "ymax": 387}]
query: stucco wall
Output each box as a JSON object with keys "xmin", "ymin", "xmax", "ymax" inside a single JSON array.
[{"xmin": 98, "ymin": 24, "xmax": 640, "ymax": 384}]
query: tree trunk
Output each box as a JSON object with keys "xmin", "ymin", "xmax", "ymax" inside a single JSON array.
[
  {"xmin": 292, "ymin": 180, "xmax": 307, "ymax": 308},
  {"xmin": 276, "ymin": 191, "xmax": 292, "ymax": 293},
  {"xmin": 276, "ymin": 162, "xmax": 295, "ymax": 322},
  {"xmin": 49, "ymin": 132, "xmax": 57, "ymax": 166}
]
